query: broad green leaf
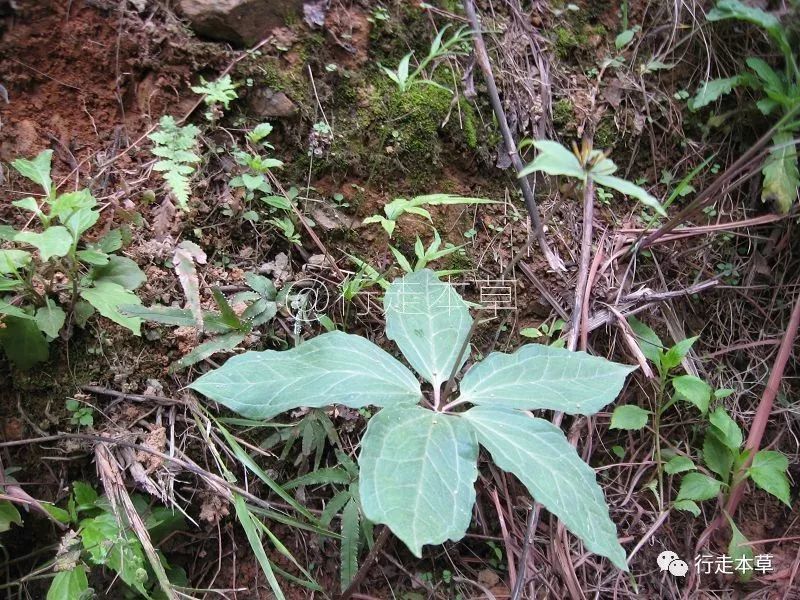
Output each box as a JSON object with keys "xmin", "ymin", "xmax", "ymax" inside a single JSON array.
[
  {"xmin": 170, "ymin": 331, "xmax": 246, "ymax": 372},
  {"xmin": 615, "ymin": 28, "xmax": 636, "ymax": 49},
  {"xmin": 703, "ymin": 430, "xmax": 734, "ymax": 481},
  {"xmin": 707, "ymin": 0, "xmax": 790, "ymax": 57},
  {"xmin": 458, "ymin": 344, "xmax": 635, "ymax": 415},
  {"xmin": 0, "ymin": 500, "xmax": 22, "ymax": 532},
  {"xmin": 12, "ymin": 149, "xmax": 53, "ymax": 197},
  {"xmin": 191, "ymin": 331, "xmax": 421, "ymax": 420},
  {"xmin": 708, "ymin": 407, "xmax": 743, "ymax": 449},
  {"xmin": 80, "ymin": 281, "xmax": 142, "ymax": 335},
  {"xmin": 97, "ymin": 229, "xmax": 123, "ymax": 253},
  {"xmin": 745, "ymin": 57, "xmax": 784, "ymax": 94},
  {"xmin": 661, "ymin": 336, "xmax": 698, "ymax": 370},
  {"xmin": 593, "ymin": 174, "xmax": 666, "ymax": 216},
  {"xmin": 761, "ymin": 132, "xmax": 798, "ymax": 214},
  {"xmin": 672, "ymin": 375, "xmax": 712, "ymax": 414},
  {"xmin": 80, "ymin": 512, "xmax": 149, "ymax": 596},
  {"xmin": 610, "ymin": 405, "xmax": 650, "ymax": 430},
  {"xmin": 676, "ymin": 472, "xmax": 722, "ymax": 502},
  {"xmin": 748, "ymin": 450, "xmax": 790, "ymax": 506},
  {"xmin": 47, "ymin": 567, "xmax": 89, "ymax": 600},
  {"xmin": 726, "ymin": 515, "xmax": 754, "ymax": 582},
  {"xmin": 518, "ymin": 140, "xmax": 585, "ymax": 180},
  {"xmin": 688, "ymin": 75, "xmax": 753, "ymax": 111},
  {"xmin": 0, "ymin": 301, "xmax": 34, "ymax": 320},
  {"xmin": 35, "ymin": 301, "xmax": 66, "ymax": 338},
  {"xmin": 76, "ymin": 249, "xmax": 109, "ymax": 265},
  {"xmin": 73, "ymin": 481, "xmax": 99, "ymax": 508},
  {"xmin": 0, "ymin": 249, "xmax": 31, "ymax": 274},
  {"xmin": 12, "ymin": 197, "xmax": 41, "ymax": 214},
  {"xmin": 665, "ymin": 455, "xmax": 696, "ymax": 475},
  {"xmin": 340, "ymin": 498, "xmax": 360, "ymax": 591},
  {"xmin": 90, "ymin": 255, "xmax": 147, "ymax": 290},
  {"xmin": 359, "ymin": 405, "xmax": 478, "ymax": 557},
  {"xmin": 384, "ymin": 269, "xmax": 472, "ymax": 389},
  {"xmin": 0, "ymin": 315, "xmax": 49, "ymax": 368},
  {"xmin": 673, "ymin": 499, "xmax": 701, "ymax": 517},
  {"xmin": 462, "ymin": 406, "xmax": 627, "ymax": 570},
  {"xmin": 14, "ymin": 227, "xmax": 73, "ymax": 261},
  {"xmin": 627, "ymin": 316, "xmax": 663, "ymax": 366},
  {"xmin": 73, "ymin": 300, "xmax": 95, "ymax": 328}
]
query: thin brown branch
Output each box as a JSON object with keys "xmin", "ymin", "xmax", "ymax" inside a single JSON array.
[{"xmin": 462, "ymin": 0, "xmax": 564, "ymax": 272}]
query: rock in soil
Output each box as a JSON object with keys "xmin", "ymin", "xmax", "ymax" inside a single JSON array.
[{"xmin": 178, "ymin": 0, "xmax": 304, "ymax": 46}]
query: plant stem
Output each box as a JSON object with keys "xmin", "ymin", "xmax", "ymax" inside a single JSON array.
[
  {"xmin": 653, "ymin": 377, "xmax": 667, "ymax": 510},
  {"xmin": 567, "ymin": 177, "xmax": 595, "ymax": 350},
  {"xmin": 462, "ymin": 0, "xmax": 564, "ymax": 273}
]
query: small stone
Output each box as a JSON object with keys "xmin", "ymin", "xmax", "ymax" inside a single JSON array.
[
  {"xmin": 247, "ymin": 87, "xmax": 297, "ymax": 118},
  {"xmin": 178, "ymin": 0, "xmax": 303, "ymax": 47}
]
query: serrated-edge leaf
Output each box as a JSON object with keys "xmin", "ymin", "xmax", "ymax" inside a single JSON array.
[
  {"xmin": 359, "ymin": 405, "xmax": 479, "ymax": 557},
  {"xmin": 12, "ymin": 150, "xmax": 53, "ymax": 197},
  {"xmin": 35, "ymin": 301, "xmax": 66, "ymax": 338},
  {"xmin": 672, "ymin": 374, "xmax": 712, "ymax": 414},
  {"xmin": 284, "ymin": 467, "xmax": 351, "ymax": 490},
  {"xmin": 191, "ymin": 331, "xmax": 421, "ymax": 420},
  {"xmin": 665, "ymin": 455, "xmax": 696, "ymax": 475},
  {"xmin": 708, "ymin": 407, "xmax": 743, "ymax": 449},
  {"xmin": 340, "ymin": 499, "xmax": 360, "ymax": 591},
  {"xmin": 462, "ymin": 406, "xmax": 627, "ymax": 570},
  {"xmin": 458, "ymin": 344, "xmax": 636, "ymax": 415},
  {"xmin": 384, "ymin": 269, "xmax": 472, "ymax": 388},
  {"xmin": 676, "ymin": 472, "xmax": 722, "ymax": 502},
  {"xmin": 673, "ymin": 499, "xmax": 701, "ymax": 517},
  {"xmin": 703, "ymin": 430, "xmax": 734, "ymax": 481},
  {"xmin": 171, "ymin": 331, "xmax": 245, "ymax": 371},
  {"xmin": 748, "ymin": 450, "xmax": 791, "ymax": 506}
]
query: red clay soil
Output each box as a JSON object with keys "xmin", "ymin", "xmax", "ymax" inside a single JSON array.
[{"xmin": 0, "ymin": 0, "xmax": 190, "ymax": 175}]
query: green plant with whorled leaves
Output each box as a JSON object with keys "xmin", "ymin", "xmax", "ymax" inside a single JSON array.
[
  {"xmin": 363, "ymin": 193, "xmax": 494, "ymax": 237},
  {"xmin": 688, "ymin": 0, "xmax": 799, "ymax": 213},
  {"xmin": 1, "ymin": 150, "xmax": 146, "ymax": 368},
  {"xmin": 190, "ymin": 269, "xmax": 635, "ymax": 570},
  {"xmin": 519, "ymin": 139, "xmax": 666, "ymax": 216}
]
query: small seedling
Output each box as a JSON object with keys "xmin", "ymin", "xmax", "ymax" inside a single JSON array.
[
  {"xmin": 65, "ymin": 398, "xmax": 94, "ymax": 428},
  {"xmin": 380, "ymin": 25, "xmax": 471, "ymax": 93},
  {"xmin": 148, "ymin": 116, "xmax": 201, "ymax": 210}
]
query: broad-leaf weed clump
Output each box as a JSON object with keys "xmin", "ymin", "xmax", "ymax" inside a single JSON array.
[
  {"xmin": 1, "ymin": 150, "xmax": 146, "ymax": 368},
  {"xmin": 689, "ymin": 0, "xmax": 800, "ymax": 212}
]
